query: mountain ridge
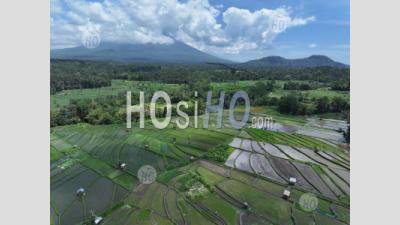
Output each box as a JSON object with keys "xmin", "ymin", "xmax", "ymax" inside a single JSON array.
[
  {"xmin": 51, "ymin": 42, "xmax": 348, "ymax": 68},
  {"xmin": 51, "ymin": 41, "xmax": 232, "ymax": 64},
  {"xmin": 237, "ymin": 55, "xmax": 348, "ymax": 68}
]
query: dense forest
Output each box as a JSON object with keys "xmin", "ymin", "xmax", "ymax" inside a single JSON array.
[
  {"xmin": 51, "ymin": 59, "xmax": 349, "ymax": 93},
  {"xmin": 50, "ymin": 60, "xmax": 350, "ymax": 127}
]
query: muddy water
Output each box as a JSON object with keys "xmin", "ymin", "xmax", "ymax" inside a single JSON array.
[
  {"xmin": 268, "ymin": 122, "xmax": 299, "ymax": 133},
  {"xmin": 259, "ymin": 142, "xmax": 289, "ymax": 159},
  {"xmin": 225, "ymin": 149, "xmax": 241, "ymax": 168},
  {"xmin": 240, "ymin": 139, "xmax": 252, "ymax": 151},
  {"xmin": 275, "ymin": 144, "xmax": 315, "ymax": 163},
  {"xmin": 234, "ymin": 151, "xmax": 253, "ymax": 173},
  {"xmin": 250, "ymin": 154, "xmax": 285, "ymax": 183},
  {"xmin": 296, "ymin": 128, "xmax": 345, "ymax": 143},
  {"xmin": 229, "ymin": 138, "xmax": 242, "ymax": 148},
  {"xmin": 306, "ymin": 118, "xmax": 349, "ymax": 131},
  {"xmin": 251, "ymin": 141, "xmax": 264, "ymax": 154},
  {"xmin": 254, "ymin": 121, "xmax": 299, "ymax": 133}
]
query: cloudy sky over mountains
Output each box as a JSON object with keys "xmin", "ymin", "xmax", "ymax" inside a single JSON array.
[{"xmin": 51, "ymin": 0, "xmax": 349, "ymax": 63}]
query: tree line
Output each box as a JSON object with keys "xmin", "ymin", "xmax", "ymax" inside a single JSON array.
[
  {"xmin": 277, "ymin": 95, "xmax": 349, "ymax": 115},
  {"xmin": 51, "ymin": 59, "xmax": 349, "ymax": 94}
]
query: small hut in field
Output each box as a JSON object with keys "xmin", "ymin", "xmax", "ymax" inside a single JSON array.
[{"xmin": 282, "ymin": 189, "xmax": 291, "ymax": 200}]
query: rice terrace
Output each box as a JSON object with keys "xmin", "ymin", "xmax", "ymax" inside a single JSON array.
[
  {"xmin": 51, "ymin": 66, "xmax": 350, "ymax": 225},
  {"xmin": 50, "ymin": 1, "xmax": 350, "ymax": 224}
]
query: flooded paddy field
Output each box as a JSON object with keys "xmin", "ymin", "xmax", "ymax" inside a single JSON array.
[
  {"xmin": 51, "ymin": 123, "xmax": 349, "ymax": 225},
  {"xmin": 225, "ymin": 137, "xmax": 350, "ymax": 203},
  {"xmin": 275, "ymin": 144, "xmax": 316, "ymax": 163},
  {"xmin": 306, "ymin": 118, "xmax": 349, "ymax": 131},
  {"xmin": 251, "ymin": 116, "xmax": 349, "ymax": 145},
  {"xmin": 249, "ymin": 153, "xmax": 286, "ymax": 183},
  {"xmin": 296, "ymin": 127, "xmax": 346, "ymax": 144}
]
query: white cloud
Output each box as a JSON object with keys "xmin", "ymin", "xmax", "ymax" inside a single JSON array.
[
  {"xmin": 51, "ymin": 0, "xmax": 315, "ymax": 56},
  {"xmin": 214, "ymin": 4, "xmax": 224, "ymax": 10},
  {"xmin": 221, "ymin": 7, "xmax": 314, "ymax": 54},
  {"xmin": 308, "ymin": 43, "xmax": 317, "ymax": 48}
]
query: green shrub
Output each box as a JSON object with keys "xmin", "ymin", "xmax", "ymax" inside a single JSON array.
[{"xmin": 205, "ymin": 144, "xmax": 233, "ymax": 162}]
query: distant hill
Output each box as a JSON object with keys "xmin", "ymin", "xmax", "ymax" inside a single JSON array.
[
  {"xmin": 51, "ymin": 42, "xmax": 347, "ymax": 68},
  {"xmin": 51, "ymin": 42, "xmax": 232, "ymax": 64},
  {"xmin": 237, "ymin": 55, "xmax": 348, "ymax": 69}
]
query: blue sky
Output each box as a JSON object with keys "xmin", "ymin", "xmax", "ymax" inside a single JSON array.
[
  {"xmin": 207, "ymin": 0, "xmax": 349, "ymax": 63},
  {"xmin": 51, "ymin": 0, "xmax": 349, "ymax": 63}
]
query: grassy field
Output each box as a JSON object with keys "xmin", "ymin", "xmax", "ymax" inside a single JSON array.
[
  {"xmin": 52, "ymin": 79, "xmax": 349, "ymax": 110},
  {"xmin": 51, "ymin": 80, "xmax": 182, "ymax": 109},
  {"xmin": 218, "ymin": 179, "xmax": 293, "ymax": 224},
  {"xmin": 269, "ymin": 87, "xmax": 349, "ymax": 99},
  {"xmin": 211, "ymin": 80, "xmax": 349, "ymax": 99},
  {"xmin": 261, "ymin": 106, "xmax": 307, "ymax": 125},
  {"xmin": 212, "ymin": 80, "xmax": 349, "ymax": 123},
  {"xmin": 201, "ymin": 194, "xmax": 239, "ymax": 225}
]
